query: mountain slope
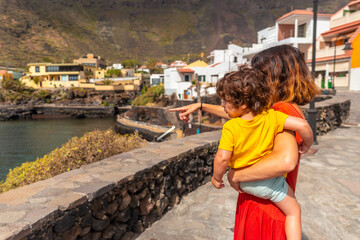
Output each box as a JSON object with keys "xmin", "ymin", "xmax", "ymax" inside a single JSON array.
[{"xmin": 0, "ymin": 0, "xmax": 348, "ymax": 67}]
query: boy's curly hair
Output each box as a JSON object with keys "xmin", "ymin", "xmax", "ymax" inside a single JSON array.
[{"xmin": 216, "ymin": 65, "xmax": 271, "ymax": 115}]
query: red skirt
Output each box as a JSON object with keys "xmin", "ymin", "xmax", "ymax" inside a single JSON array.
[{"xmin": 234, "ymin": 193, "xmax": 286, "ymax": 240}]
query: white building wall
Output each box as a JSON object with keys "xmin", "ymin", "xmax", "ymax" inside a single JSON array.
[
  {"xmin": 257, "ymin": 27, "xmax": 276, "ymax": 44},
  {"xmin": 316, "ymin": 19, "xmax": 331, "ymax": 38},
  {"xmin": 350, "ymin": 68, "xmax": 360, "ymax": 91},
  {"xmin": 177, "ymin": 82, "xmax": 193, "ymax": 99},
  {"xmin": 164, "ymin": 68, "xmax": 181, "ymax": 95},
  {"xmin": 212, "ymin": 50, "xmax": 226, "ymax": 64},
  {"xmin": 228, "ymin": 44, "xmax": 244, "ymax": 53}
]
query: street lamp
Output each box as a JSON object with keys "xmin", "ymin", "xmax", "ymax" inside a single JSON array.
[
  {"xmin": 332, "ymin": 36, "xmax": 353, "ymax": 94},
  {"xmin": 309, "ymin": 0, "xmax": 318, "ymax": 145}
]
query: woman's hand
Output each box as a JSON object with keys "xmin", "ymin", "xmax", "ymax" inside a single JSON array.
[
  {"xmin": 169, "ymin": 103, "xmax": 200, "ymax": 122},
  {"xmin": 298, "ymin": 141, "xmax": 311, "ymax": 154},
  {"xmin": 227, "ymin": 169, "xmax": 243, "ymax": 193}
]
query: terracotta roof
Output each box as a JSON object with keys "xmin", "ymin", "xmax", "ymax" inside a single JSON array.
[
  {"xmin": 349, "ymin": 0, "xmax": 360, "ymax": 7},
  {"xmin": 177, "ymin": 68, "xmax": 194, "ymax": 73},
  {"xmin": 306, "ymin": 54, "xmax": 350, "ymax": 63},
  {"xmin": 210, "ymin": 62, "xmax": 222, "ymax": 68},
  {"xmin": 306, "ymin": 35, "xmax": 323, "ymax": 52},
  {"xmin": 321, "ymin": 20, "xmax": 360, "ymax": 38},
  {"xmin": 276, "ymin": 9, "xmax": 331, "ymax": 22},
  {"xmin": 348, "ymin": 26, "xmax": 360, "ymax": 43}
]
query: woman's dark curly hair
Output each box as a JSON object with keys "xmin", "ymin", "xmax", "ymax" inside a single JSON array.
[{"xmin": 216, "ymin": 65, "xmax": 271, "ymax": 115}]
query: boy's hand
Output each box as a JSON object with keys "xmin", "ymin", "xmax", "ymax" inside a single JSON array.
[
  {"xmin": 211, "ymin": 176, "xmax": 225, "ymax": 189},
  {"xmin": 298, "ymin": 142, "xmax": 311, "ymax": 153},
  {"xmin": 169, "ymin": 103, "xmax": 200, "ymax": 122}
]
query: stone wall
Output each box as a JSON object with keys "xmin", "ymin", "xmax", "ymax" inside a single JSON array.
[
  {"xmin": 122, "ymin": 106, "xmax": 180, "ymax": 128},
  {"xmin": 301, "ymin": 96, "xmax": 350, "ymax": 135},
  {"xmin": 177, "ymin": 94, "xmax": 351, "ymax": 136},
  {"xmin": 114, "ymin": 118, "xmax": 177, "ymax": 142},
  {"xmin": 0, "ymin": 131, "xmax": 220, "ymax": 240}
]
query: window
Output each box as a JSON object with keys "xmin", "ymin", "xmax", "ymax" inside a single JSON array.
[
  {"xmin": 211, "ymin": 75, "xmax": 218, "ymax": 83},
  {"xmin": 68, "ymin": 75, "xmax": 79, "ymax": 81},
  {"xmin": 46, "ymin": 66, "xmax": 59, "ymax": 72},
  {"xmin": 152, "ymin": 78, "xmax": 161, "ymax": 86},
  {"xmin": 343, "ymin": 9, "xmax": 355, "ymax": 16},
  {"xmin": 46, "ymin": 65, "xmax": 83, "ymax": 72},
  {"xmin": 298, "ymin": 24, "xmax": 306, "ymax": 38},
  {"xmin": 35, "ymin": 66, "xmax": 40, "ymax": 72},
  {"xmin": 198, "ymin": 75, "xmax": 206, "ymax": 82},
  {"xmin": 184, "ymin": 75, "xmax": 190, "ymax": 82}
]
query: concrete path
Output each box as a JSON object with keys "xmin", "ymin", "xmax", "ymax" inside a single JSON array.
[{"xmin": 138, "ymin": 91, "xmax": 360, "ymax": 240}]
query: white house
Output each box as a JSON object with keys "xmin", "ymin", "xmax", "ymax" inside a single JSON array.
[
  {"xmin": 164, "ymin": 44, "xmax": 248, "ymax": 99},
  {"xmin": 112, "ymin": 63, "xmax": 123, "ymax": 70},
  {"xmin": 164, "ymin": 67, "xmax": 193, "ymax": 99},
  {"xmin": 169, "ymin": 60, "xmax": 187, "ymax": 68},
  {"xmin": 138, "ymin": 65, "xmax": 151, "ymax": 74},
  {"xmin": 150, "ymin": 74, "xmax": 164, "ymax": 86},
  {"xmin": 242, "ymin": 9, "xmax": 332, "ymax": 61}
]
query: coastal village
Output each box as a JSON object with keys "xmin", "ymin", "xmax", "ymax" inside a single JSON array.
[
  {"xmin": 1, "ymin": 1, "xmax": 360, "ymax": 98},
  {"xmin": 0, "ymin": 1, "xmax": 359, "ymax": 240}
]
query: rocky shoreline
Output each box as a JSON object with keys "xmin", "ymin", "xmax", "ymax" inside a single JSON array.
[{"xmin": 0, "ymin": 104, "xmax": 131, "ymax": 121}]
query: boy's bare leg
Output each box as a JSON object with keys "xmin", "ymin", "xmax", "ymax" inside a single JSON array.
[{"xmin": 275, "ymin": 187, "xmax": 301, "ymax": 240}]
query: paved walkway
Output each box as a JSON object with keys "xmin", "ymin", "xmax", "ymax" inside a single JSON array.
[{"xmin": 138, "ymin": 91, "xmax": 360, "ymax": 240}]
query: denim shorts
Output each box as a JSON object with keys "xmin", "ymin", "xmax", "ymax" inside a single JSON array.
[{"xmin": 240, "ymin": 176, "xmax": 288, "ymax": 203}]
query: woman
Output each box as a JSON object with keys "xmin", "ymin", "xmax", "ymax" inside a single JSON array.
[{"xmin": 170, "ymin": 45, "xmax": 319, "ymax": 239}]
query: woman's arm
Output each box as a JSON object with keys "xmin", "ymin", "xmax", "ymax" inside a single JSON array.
[
  {"xmin": 284, "ymin": 116, "xmax": 313, "ymax": 153},
  {"xmin": 169, "ymin": 103, "xmax": 230, "ymax": 122},
  {"xmin": 227, "ymin": 130, "xmax": 298, "ymax": 184}
]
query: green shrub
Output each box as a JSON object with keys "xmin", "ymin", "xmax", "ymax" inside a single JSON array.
[
  {"xmin": 0, "ymin": 130, "xmax": 147, "ymax": 193},
  {"xmin": 102, "ymin": 79, "xmax": 114, "ymax": 85},
  {"xmin": 33, "ymin": 77, "xmax": 39, "ymax": 85},
  {"xmin": 105, "ymin": 69, "xmax": 122, "ymax": 78},
  {"xmin": 0, "ymin": 91, "xmax": 4, "ymax": 102},
  {"xmin": 34, "ymin": 90, "xmax": 51, "ymax": 100},
  {"xmin": 1, "ymin": 79, "xmax": 28, "ymax": 92},
  {"xmin": 133, "ymin": 85, "xmax": 164, "ymax": 106}
]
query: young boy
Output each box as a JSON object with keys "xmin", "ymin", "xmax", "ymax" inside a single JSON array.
[{"xmin": 212, "ymin": 66, "xmax": 313, "ymax": 240}]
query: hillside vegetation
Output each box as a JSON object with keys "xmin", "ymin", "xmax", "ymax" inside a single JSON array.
[
  {"xmin": 0, "ymin": 0, "xmax": 348, "ymax": 67},
  {"xmin": 132, "ymin": 85, "xmax": 164, "ymax": 106}
]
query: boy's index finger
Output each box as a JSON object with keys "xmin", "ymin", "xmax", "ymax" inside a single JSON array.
[{"xmin": 169, "ymin": 107, "xmax": 185, "ymax": 112}]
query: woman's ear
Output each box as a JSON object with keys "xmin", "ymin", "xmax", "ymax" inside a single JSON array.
[{"xmin": 240, "ymin": 104, "xmax": 247, "ymax": 110}]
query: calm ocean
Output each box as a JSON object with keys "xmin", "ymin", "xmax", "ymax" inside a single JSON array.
[{"xmin": 0, "ymin": 118, "xmax": 116, "ymax": 181}]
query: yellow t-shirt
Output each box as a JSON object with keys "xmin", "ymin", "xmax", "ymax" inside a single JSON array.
[{"xmin": 218, "ymin": 109, "xmax": 289, "ymax": 169}]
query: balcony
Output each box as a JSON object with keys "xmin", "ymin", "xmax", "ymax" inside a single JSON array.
[
  {"xmin": 307, "ymin": 45, "xmax": 348, "ymax": 61},
  {"xmin": 330, "ymin": 11, "xmax": 360, "ymax": 28}
]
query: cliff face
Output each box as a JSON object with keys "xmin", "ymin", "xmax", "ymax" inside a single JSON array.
[{"xmin": 0, "ymin": 0, "xmax": 348, "ymax": 67}]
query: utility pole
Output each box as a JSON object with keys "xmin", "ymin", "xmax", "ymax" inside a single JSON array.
[{"xmin": 195, "ymin": 74, "xmax": 202, "ymax": 130}]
